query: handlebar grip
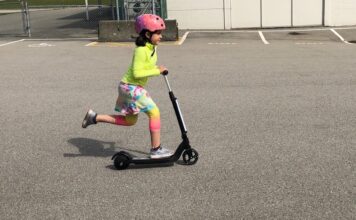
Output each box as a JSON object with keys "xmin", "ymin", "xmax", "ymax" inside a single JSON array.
[{"xmin": 162, "ymin": 70, "xmax": 169, "ymax": 75}]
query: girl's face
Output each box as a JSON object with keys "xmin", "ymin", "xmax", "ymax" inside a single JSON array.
[{"xmin": 147, "ymin": 31, "xmax": 162, "ymax": 45}]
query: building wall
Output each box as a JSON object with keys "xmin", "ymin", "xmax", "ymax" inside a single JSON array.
[
  {"xmin": 166, "ymin": 0, "xmax": 356, "ymax": 29},
  {"xmin": 293, "ymin": 0, "xmax": 323, "ymax": 26},
  {"xmin": 166, "ymin": 0, "xmax": 225, "ymax": 29},
  {"xmin": 325, "ymin": 0, "xmax": 356, "ymax": 26},
  {"xmin": 261, "ymin": 0, "xmax": 292, "ymax": 27},
  {"xmin": 230, "ymin": 0, "xmax": 260, "ymax": 28}
]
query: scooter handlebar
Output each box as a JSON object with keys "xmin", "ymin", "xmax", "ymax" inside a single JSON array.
[{"xmin": 162, "ymin": 70, "xmax": 169, "ymax": 75}]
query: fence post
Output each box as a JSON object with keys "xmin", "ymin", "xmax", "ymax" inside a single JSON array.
[
  {"xmin": 85, "ymin": 0, "xmax": 89, "ymax": 21},
  {"xmin": 20, "ymin": 0, "xmax": 26, "ymax": 34},
  {"xmin": 25, "ymin": 1, "xmax": 31, "ymax": 37},
  {"xmin": 116, "ymin": 0, "xmax": 120, "ymax": 21},
  {"xmin": 20, "ymin": 0, "xmax": 31, "ymax": 37}
]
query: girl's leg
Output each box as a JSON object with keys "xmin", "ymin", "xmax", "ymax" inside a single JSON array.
[
  {"xmin": 82, "ymin": 109, "xmax": 137, "ymax": 128},
  {"xmin": 146, "ymin": 106, "xmax": 173, "ymax": 158},
  {"xmin": 96, "ymin": 114, "xmax": 138, "ymax": 126},
  {"xmin": 145, "ymin": 106, "xmax": 161, "ymax": 148}
]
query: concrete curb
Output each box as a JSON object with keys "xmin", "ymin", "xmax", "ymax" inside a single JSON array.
[{"xmin": 98, "ymin": 20, "xmax": 178, "ymax": 42}]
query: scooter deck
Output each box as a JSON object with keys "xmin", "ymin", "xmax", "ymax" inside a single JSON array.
[
  {"xmin": 117, "ymin": 148, "xmax": 183, "ymax": 165},
  {"xmin": 131, "ymin": 155, "xmax": 176, "ymax": 164}
]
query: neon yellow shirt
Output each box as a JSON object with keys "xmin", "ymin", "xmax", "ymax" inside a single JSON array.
[{"xmin": 121, "ymin": 42, "xmax": 160, "ymax": 87}]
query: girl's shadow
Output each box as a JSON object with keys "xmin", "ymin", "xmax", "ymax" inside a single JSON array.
[{"xmin": 65, "ymin": 137, "xmax": 148, "ymax": 158}]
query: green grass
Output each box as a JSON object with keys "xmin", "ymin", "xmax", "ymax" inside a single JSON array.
[{"xmin": 0, "ymin": 0, "xmax": 112, "ymax": 9}]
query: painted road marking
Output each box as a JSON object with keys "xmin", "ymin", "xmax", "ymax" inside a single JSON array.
[
  {"xmin": 25, "ymin": 37, "xmax": 98, "ymax": 41},
  {"xmin": 295, "ymin": 42, "xmax": 324, "ymax": 45},
  {"xmin": 258, "ymin": 31, "xmax": 270, "ymax": 44},
  {"xmin": 330, "ymin": 29, "xmax": 351, "ymax": 44},
  {"xmin": 85, "ymin": 42, "xmax": 97, "ymax": 47},
  {"xmin": 0, "ymin": 39, "xmax": 25, "ymax": 47},
  {"xmin": 28, "ymin": 43, "xmax": 55, "ymax": 47},
  {"xmin": 208, "ymin": 42, "xmax": 238, "ymax": 45},
  {"xmin": 177, "ymin": 31, "xmax": 189, "ymax": 45},
  {"xmin": 85, "ymin": 42, "xmax": 133, "ymax": 47}
]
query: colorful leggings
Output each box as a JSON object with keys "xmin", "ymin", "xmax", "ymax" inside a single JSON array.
[{"xmin": 113, "ymin": 106, "xmax": 160, "ymax": 132}]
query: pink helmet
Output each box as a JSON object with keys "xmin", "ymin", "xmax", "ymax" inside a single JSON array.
[{"xmin": 135, "ymin": 14, "xmax": 166, "ymax": 34}]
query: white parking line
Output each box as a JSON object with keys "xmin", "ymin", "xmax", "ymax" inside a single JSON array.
[
  {"xmin": 177, "ymin": 31, "xmax": 190, "ymax": 45},
  {"xmin": 330, "ymin": 29, "xmax": 351, "ymax": 44},
  {"xmin": 258, "ymin": 31, "xmax": 270, "ymax": 44},
  {"xmin": 0, "ymin": 39, "xmax": 25, "ymax": 47},
  {"xmin": 85, "ymin": 42, "xmax": 97, "ymax": 47}
]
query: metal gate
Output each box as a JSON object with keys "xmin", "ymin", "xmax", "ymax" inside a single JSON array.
[
  {"xmin": 0, "ymin": 0, "xmax": 167, "ymax": 38},
  {"xmin": 0, "ymin": 0, "xmax": 28, "ymax": 37},
  {"xmin": 27, "ymin": 0, "xmax": 115, "ymax": 38},
  {"xmin": 117, "ymin": 0, "xmax": 167, "ymax": 20},
  {"xmin": 0, "ymin": 0, "xmax": 115, "ymax": 38}
]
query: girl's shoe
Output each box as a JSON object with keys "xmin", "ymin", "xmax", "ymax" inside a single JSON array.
[
  {"xmin": 150, "ymin": 146, "xmax": 173, "ymax": 159},
  {"xmin": 82, "ymin": 109, "xmax": 97, "ymax": 128}
]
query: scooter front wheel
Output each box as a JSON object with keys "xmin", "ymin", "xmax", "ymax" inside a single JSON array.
[{"xmin": 182, "ymin": 148, "xmax": 199, "ymax": 165}]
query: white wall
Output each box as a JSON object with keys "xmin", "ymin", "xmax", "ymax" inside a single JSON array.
[
  {"xmin": 166, "ymin": 0, "xmax": 225, "ymax": 29},
  {"xmin": 293, "ymin": 0, "xmax": 323, "ymax": 26},
  {"xmin": 262, "ymin": 0, "xmax": 291, "ymax": 27},
  {"xmin": 325, "ymin": 0, "xmax": 356, "ymax": 26},
  {"xmin": 230, "ymin": 0, "xmax": 260, "ymax": 28},
  {"xmin": 166, "ymin": 0, "xmax": 356, "ymax": 29}
]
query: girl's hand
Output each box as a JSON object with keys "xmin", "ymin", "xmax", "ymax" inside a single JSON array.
[{"xmin": 158, "ymin": 65, "xmax": 168, "ymax": 74}]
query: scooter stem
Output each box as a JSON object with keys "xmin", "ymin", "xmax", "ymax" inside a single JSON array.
[
  {"xmin": 163, "ymin": 75, "xmax": 172, "ymax": 92},
  {"xmin": 162, "ymin": 73, "xmax": 188, "ymax": 136}
]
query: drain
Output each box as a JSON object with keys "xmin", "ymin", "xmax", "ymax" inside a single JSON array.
[{"xmin": 288, "ymin": 32, "xmax": 307, "ymax": 35}]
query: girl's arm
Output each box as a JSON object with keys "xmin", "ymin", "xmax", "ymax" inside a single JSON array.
[{"xmin": 132, "ymin": 47, "xmax": 160, "ymax": 78}]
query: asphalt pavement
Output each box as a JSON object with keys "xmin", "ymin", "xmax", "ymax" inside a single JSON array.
[{"xmin": 0, "ymin": 30, "xmax": 355, "ymax": 219}]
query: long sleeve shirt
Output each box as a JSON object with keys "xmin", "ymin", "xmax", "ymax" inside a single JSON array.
[{"xmin": 121, "ymin": 42, "xmax": 160, "ymax": 87}]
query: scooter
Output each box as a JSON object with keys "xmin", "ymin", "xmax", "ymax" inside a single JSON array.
[{"xmin": 111, "ymin": 71, "xmax": 199, "ymax": 170}]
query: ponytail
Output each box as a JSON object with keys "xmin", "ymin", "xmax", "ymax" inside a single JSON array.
[{"xmin": 135, "ymin": 30, "xmax": 150, "ymax": 46}]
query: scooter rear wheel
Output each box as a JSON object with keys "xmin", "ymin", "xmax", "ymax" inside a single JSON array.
[
  {"xmin": 182, "ymin": 148, "xmax": 199, "ymax": 165},
  {"xmin": 113, "ymin": 154, "xmax": 130, "ymax": 170}
]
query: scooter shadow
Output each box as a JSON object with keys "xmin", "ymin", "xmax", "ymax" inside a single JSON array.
[
  {"xmin": 65, "ymin": 137, "xmax": 148, "ymax": 158},
  {"xmin": 106, "ymin": 163, "xmax": 175, "ymax": 170},
  {"xmin": 106, "ymin": 160, "xmax": 188, "ymax": 170}
]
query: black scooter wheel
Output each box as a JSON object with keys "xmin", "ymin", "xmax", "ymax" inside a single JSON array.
[
  {"xmin": 113, "ymin": 154, "xmax": 130, "ymax": 170},
  {"xmin": 182, "ymin": 149, "xmax": 199, "ymax": 165}
]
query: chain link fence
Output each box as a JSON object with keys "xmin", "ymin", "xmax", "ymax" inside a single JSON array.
[
  {"xmin": 118, "ymin": 0, "xmax": 166, "ymax": 20},
  {"xmin": 0, "ymin": 0, "xmax": 115, "ymax": 38},
  {"xmin": 0, "ymin": 0, "xmax": 24, "ymax": 37},
  {"xmin": 0, "ymin": 0, "xmax": 167, "ymax": 38}
]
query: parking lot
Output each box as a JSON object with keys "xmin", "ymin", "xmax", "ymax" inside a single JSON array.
[{"xmin": 0, "ymin": 28, "xmax": 355, "ymax": 219}]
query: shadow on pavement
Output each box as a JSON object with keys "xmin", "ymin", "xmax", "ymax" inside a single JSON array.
[
  {"xmin": 106, "ymin": 163, "xmax": 174, "ymax": 170},
  {"xmin": 65, "ymin": 137, "xmax": 148, "ymax": 158}
]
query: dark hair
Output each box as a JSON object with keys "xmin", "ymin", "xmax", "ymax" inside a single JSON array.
[{"xmin": 135, "ymin": 30, "xmax": 150, "ymax": 46}]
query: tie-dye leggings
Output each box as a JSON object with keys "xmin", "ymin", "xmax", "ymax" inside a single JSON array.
[{"xmin": 114, "ymin": 82, "xmax": 160, "ymax": 132}]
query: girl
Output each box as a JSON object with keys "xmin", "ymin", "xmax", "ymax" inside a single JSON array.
[{"xmin": 82, "ymin": 14, "xmax": 173, "ymax": 159}]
